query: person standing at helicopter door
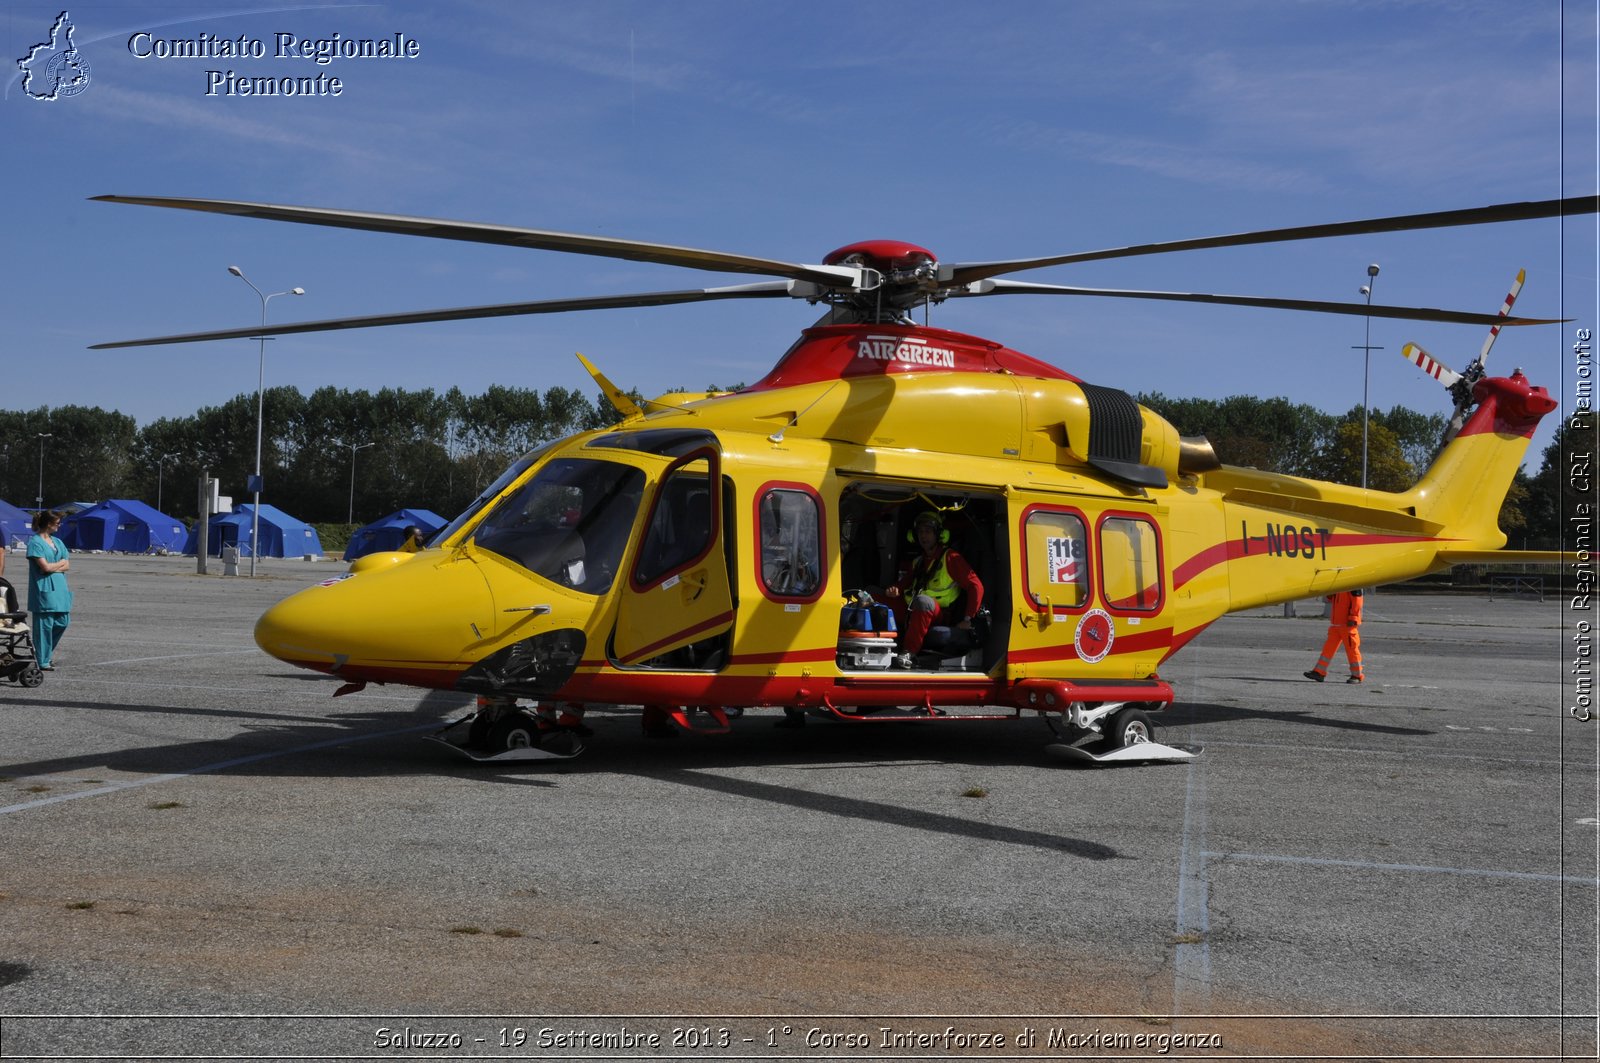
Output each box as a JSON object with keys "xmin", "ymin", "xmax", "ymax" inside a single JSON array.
[
  {"xmin": 1304, "ymin": 588, "xmax": 1364, "ymax": 684},
  {"xmin": 883, "ymin": 511, "xmax": 983, "ymax": 668}
]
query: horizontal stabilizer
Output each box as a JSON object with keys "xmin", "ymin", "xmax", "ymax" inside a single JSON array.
[{"xmin": 1436, "ymin": 549, "xmax": 1572, "ymax": 565}]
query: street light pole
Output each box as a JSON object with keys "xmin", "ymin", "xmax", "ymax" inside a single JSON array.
[
  {"xmin": 228, "ymin": 266, "xmax": 304, "ymax": 576},
  {"xmin": 1353, "ymin": 264, "xmax": 1382, "ymax": 490},
  {"xmin": 35, "ymin": 433, "xmax": 52, "ymax": 510},
  {"xmin": 157, "ymin": 453, "xmax": 175, "ymax": 514},
  {"xmin": 344, "ymin": 441, "xmax": 374, "ymax": 525}
]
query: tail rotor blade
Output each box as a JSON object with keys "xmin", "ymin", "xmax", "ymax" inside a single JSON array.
[
  {"xmin": 1402, "ymin": 342, "xmax": 1462, "ymax": 388},
  {"xmin": 1475, "ymin": 268, "xmax": 1525, "ymax": 373}
]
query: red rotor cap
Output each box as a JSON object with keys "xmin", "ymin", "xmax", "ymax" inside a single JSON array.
[{"xmin": 823, "ymin": 240, "xmax": 937, "ymax": 270}]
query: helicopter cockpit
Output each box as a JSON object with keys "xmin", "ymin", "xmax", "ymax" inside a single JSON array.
[{"xmin": 471, "ymin": 457, "xmax": 645, "ymax": 594}]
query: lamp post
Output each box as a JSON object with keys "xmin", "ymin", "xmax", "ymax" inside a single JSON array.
[
  {"xmin": 342, "ymin": 441, "xmax": 374, "ymax": 525},
  {"xmin": 228, "ymin": 266, "xmax": 304, "ymax": 575},
  {"xmin": 35, "ymin": 433, "xmax": 52, "ymax": 510},
  {"xmin": 1352, "ymin": 264, "xmax": 1382, "ymax": 490},
  {"xmin": 156, "ymin": 453, "xmax": 176, "ymax": 514}
]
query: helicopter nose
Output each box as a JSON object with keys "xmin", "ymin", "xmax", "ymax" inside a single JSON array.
[{"xmin": 254, "ymin": 555, "xmax": 498, "ymax": 687}]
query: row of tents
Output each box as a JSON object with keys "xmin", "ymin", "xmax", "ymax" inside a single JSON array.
[{"xmin": 1, "ymin": 499, "xmax": 445, "ymax": 561}]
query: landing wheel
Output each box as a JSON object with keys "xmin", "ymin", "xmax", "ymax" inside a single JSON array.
[
  {"xmin": 1102, "ymin": 706, "xmax": 1154, "ymax": 751},
  {"xmin": 487, "ymin": 711, "xmax": 543, "ymax": 754},
  {"xmin": 17, "ymin": 664, "xmax": 43, "ymax": 688}
]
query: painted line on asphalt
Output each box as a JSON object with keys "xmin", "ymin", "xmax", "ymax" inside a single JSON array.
[
  {"xmin": 1205, "ymin": 850, "xmax": 1599, "ymax": 886},
  {"xmin": 1205, "ymin": 738, "xmax": 1589, "ymax": 770},
  {"xmin": 92, "ymin": 649, "xmax": 261, "ymax": 666},
  {"xmin": 1172, "ymin": 715, "xmax": 1212, "ymax": 1016},
  {"xmin": 22, "ymin": 674, "xmax": 456, "ymax": 704},
  {"xmin": 0, "ymin": 722, "xmax": 441, "ymax": 816}
]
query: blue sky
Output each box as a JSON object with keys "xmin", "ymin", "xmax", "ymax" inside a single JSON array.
[{"xmin": 3, "ymin": 0, "xmax": 1596, "ymax": 468}]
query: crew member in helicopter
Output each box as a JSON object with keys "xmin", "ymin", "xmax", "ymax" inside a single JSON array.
[{"xmin": 883, "ymin": 510, "xmax": 984, "ymax": 669}]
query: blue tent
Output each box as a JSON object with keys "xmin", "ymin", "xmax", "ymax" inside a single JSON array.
[
  {"xmin": 343, "ymin": 508, "xmax": 447, "ymax": 561},
  {"xmin": 183, "ymin": 503, "xmax": 323, "ymax": 559},
  {"xmin": 0, "ymin": 499, "xmax": 32, "ymax": 549},
  {"xmin": 60, "ymin": 499, "xmax": 187, "ymax": 553}
]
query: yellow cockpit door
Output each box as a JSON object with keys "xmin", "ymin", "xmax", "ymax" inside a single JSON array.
[
  {"xmin": 611, "ymin": 448, "xmax": 734, "ymax": 667},
  {"xmin": 1007, "ymin": 500, "xmax": 1094, "ymax": 680}
]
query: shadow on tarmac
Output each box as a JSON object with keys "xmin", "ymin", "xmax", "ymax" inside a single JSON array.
[{"xmin": 1168, "ymin": 700, "xmax": 1433, "ymax": 737}]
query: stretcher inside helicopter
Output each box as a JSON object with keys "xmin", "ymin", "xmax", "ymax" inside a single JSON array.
[{"xmin": 836, "ymin": 489, "xmax": 1005, "ymax": 672}]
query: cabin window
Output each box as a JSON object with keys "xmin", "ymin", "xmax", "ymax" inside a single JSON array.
[
  {"xmin": 472, "ymin": 457, "xmax": 644, "ymax": 593},
  {"xmin": 757, "ymin": 486, "xmax": 822, "ymax": 600},
  {"xmin": 634, "ymin": 454, "xmax": 717, "ymax": 588},
  {"xmin": 1023, "ymin": 508, "xmax": 1088, "ymax": 610},
  {"xmin": 1098, "ymin": 515, "xmax": 1163, "ymax": 612}
]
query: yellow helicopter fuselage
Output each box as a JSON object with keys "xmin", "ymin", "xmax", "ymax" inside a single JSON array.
[{"xmin": 254, "ymin": 322, "xmax": 1554, "ymax": 722}]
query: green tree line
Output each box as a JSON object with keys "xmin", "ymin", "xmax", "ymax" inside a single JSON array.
[
  {"xmin": 1138, "ymin": 392, "xmax": 1593, "ymax": 549},
  {"xmin": 1, "ymin": 387, "xmax": 1587, "ymax": 547},
  {"xmin": 1, "ymin": 385, "xmax": 620, "ymax": 526}
]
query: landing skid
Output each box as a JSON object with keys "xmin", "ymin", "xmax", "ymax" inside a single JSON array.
[
  {"xmin": 1040, "ymin": 699, "xmax": 1200, "ymax": 767},
  {"xmin": 425, "ymin": 712, "xmax": 586, "ymax": 763},
  {"xmin": 1045, "ymin": 738, "xmax": 1200, "ymax": 766}
]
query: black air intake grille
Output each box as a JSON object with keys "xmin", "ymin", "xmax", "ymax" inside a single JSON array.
[{"xmin": 1080, "ymin": 382, "xmax": 1143, "ymax": 464}]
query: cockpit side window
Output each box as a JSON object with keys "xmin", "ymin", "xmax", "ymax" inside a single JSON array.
[
  {"xmin": 757, "ymin": 485, "xmax": 823, "ymax": 600},
  {"xmin": 633, "ymin": 452, "xmax": 718, "ymax": 588},
  {"xmin": 472, "ymin": 457, "xmax": 644, "ymax": 593}
]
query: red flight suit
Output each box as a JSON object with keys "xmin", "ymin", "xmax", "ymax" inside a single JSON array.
[
  {"xmin": 889, "ymin": 546, "xmax": 984, "ymax": 655},
  {"xmin": 1310, "ymin": 590, "xmax": 1364, "ymax": 681}
]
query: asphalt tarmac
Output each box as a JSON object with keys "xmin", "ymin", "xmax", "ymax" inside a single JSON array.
[{"xmin": 0, "ymin": 552, "xmax": 1594, "ymax": 1060}]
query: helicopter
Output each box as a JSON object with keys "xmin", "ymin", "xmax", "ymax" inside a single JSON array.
[{"xmin": 91, "ymin": 193, "xmax": 1597, "ymax": 765}]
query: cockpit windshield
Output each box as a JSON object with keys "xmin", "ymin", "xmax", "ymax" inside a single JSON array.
[
  {"xmin": 433, "ymin": 442, "xmax": 555, "ymax": 546},
  {"xmin": 472, "ymin": 457, "xmax": 645, "ymax": 594}
]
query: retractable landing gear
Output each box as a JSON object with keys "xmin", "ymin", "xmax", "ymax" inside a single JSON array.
[
  {"xmin": 425, "ymin": 696, "xmax": 587, "ymax": 762},
  {"xmin": 1042, "ymin": 701, "xmax": 1199, "ymax": 766}
]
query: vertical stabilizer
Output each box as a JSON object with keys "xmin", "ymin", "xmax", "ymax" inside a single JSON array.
[{"xmin": 1400, "ymin": 370, "xmax": 1556, "ymax": 545}]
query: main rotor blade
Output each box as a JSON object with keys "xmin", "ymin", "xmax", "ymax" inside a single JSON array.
[
  {"xmin": 959, "ymin": 279, "xmax": 1564, "ymax": 327},
  {"xmin": 91, "ymin": 195, "xmax": 862, "ymax": 290},
  {"xmin": 89, "ymin": 282, "xmax": 793, "ymax": 350},
  {"xmin": 943, "ymin": 195, "xmax": 1600, "ymax": 286}
]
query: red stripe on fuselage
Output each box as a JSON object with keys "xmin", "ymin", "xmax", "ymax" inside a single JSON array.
[
  {"xmin": 1173, "ymin": 540, "xmax": 1247, "ymax": 590},
  {"xmin": 1175, "ymin": 531, "xmax": 1445, "ymax": 590},
  {"xmin": 616, "ymin": 610, "xmax": 737, "ymax": 664},
  {"xmin": 578, "ymin": 645, "xmax": 837, "ymax": 671},
  {"xmin": 1007, "ymin": 627, "xmax": 1172, "ymax": 665}
]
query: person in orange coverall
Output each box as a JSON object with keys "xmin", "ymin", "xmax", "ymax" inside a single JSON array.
[{"xmin": 1304, "ymin": 589, "xmax": 1364, "ymax": 683}]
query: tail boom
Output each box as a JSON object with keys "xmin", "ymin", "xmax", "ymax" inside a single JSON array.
[{"xmin": 1178, "ymin": 371, "xmax": 1556, "ymax": 614}]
